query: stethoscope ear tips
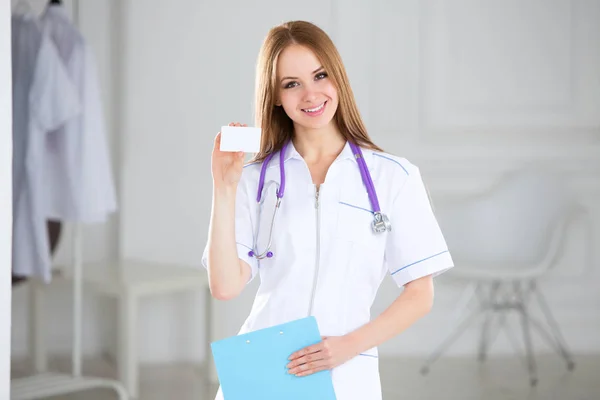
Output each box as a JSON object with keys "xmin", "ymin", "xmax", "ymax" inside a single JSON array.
[
  {"xmin": 248, "ymin": 251, "xmax": 255, "ymax": 257},
  {"xmin": 266, "ymin": 251, "xmax": 274, "ymax": 258}
]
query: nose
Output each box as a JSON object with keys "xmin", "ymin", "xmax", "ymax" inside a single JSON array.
[{"xmin": 301, "ymin": 83, "xmax": 319, "ymax": 103}]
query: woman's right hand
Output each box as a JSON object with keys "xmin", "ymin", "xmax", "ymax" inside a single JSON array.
[
  {"xmin": 211, "ymin": 122, "xmax": 247, "ymax": 189},
  {"xmin": 208, "ymin": 121, "xmax": 254, "ymax": 301}
]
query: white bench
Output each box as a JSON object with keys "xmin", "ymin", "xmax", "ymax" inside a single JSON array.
[{"xmin": 29, "ymin": 259, "xmax": 215, "ymax": 399}]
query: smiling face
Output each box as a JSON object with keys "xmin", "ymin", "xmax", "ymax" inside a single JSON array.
[{"xmin": 275, "ymin": 44, "xmax": 339, "ymax": 132}]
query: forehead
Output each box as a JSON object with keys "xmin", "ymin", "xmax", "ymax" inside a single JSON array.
[{"xmin": 277, "ymin": 45, "xmax": 322, "ymax": 77}]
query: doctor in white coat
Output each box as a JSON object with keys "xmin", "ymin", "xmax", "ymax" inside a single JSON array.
[{"xmin": 203, "ymin": 20, "xmax": 454, "ymax": 400}]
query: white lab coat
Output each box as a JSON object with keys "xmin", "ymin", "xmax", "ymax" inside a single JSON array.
[
  {"xmin": 39, "ymin": 4, "xmax": 117, "ymax": 223},
  {"xmin": 11, "ymin": 12, "xmax": 80, "ymax": 281},
  {"xmin": 202, "ymin": 140, "xmax": 454, "ymax": 399}
]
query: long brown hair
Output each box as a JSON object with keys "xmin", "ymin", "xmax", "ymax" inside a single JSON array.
[{"xmin": 252, "ymin": 20, "xmax": 383, "ymax": 162}]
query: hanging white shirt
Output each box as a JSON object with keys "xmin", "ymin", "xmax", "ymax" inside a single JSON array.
[
  {"xmin": 39, "ymin": 4, "xmax": 117, "ymax": 223},
  {"xmin": 202, "ymin": 140, "xmax": 454, "ymax": 400},
  {"xmin": 12, "ymin": 12, "xmax": 80, "ymax": 281}
]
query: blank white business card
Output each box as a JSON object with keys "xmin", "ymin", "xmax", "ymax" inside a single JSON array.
[{"xmin": 220, "ymin": 126, "xmax": 262, "ymax": 153}]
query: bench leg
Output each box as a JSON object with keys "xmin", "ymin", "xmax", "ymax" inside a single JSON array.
[
  {"xmin": 119, "ymin": 293, "xmax": 138, "ymax": 398},
  {"xmin": 30, "ymin": 281, "xmax": 47, "ymax": 372}
]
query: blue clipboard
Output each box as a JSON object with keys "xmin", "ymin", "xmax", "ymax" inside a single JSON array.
[{"xmin": 211, "ymin": 316, "xmax": 337, "ymax": 399}]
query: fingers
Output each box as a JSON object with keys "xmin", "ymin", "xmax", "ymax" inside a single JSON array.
[
  {"xmin": 287, "ymin": 348, "xmax": 325, "ymax": 369},
  {"xmin": 294, "ymin": 363, "xmax": 329, "ymax": 377},
  {"xmin": 287, "ymin": 339, "xmax": 336, "ymax": 377},
  {"xmin": 289, "ymin": 342, "xmax": 323, "ymax": 361},
  {"xmin": 233, "ymin": 151, "xmax": 244, "ymax": 163},
  {"xmin": 288, "ymin": 358, "xmax": 330, "ymax": 376}
]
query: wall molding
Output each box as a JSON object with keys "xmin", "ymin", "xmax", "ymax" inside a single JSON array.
[{"xmin": 416, "ymin": 0, "xmax": 600, "ymax": 142}]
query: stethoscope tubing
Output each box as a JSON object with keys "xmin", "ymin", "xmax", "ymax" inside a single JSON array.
[{"xmin": 249, "ymin": 139, "xmax": 387, "ymax": 260}]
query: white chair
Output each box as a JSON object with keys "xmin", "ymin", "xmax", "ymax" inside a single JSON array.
[{"xmin": 420, "ymin": 167, "xmax": 588, "ymax": 386}]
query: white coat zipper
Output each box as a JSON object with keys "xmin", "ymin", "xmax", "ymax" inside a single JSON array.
[{"xmin": 308, "ymin": 185, "xmax": 321, "ymax": 316}]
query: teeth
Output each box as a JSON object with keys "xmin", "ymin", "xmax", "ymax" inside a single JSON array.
[{"xmin": 303, "ymin": 102, "xmax": 325, "ymax": 112}]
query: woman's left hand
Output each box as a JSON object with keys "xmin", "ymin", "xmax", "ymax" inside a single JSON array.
[{"xmin": 287, "ymin": 336, "xmax": 357, "ymax": 377}]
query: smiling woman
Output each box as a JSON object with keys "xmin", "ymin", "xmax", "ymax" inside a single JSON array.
[{"xmin": 203, "ymin": 20, "xmax": 454, "ymax": 400}]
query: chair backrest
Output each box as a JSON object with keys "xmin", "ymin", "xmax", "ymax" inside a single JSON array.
[{"xmin": 435, "ymin": 167, "xmax": 574, "ymax": 273}]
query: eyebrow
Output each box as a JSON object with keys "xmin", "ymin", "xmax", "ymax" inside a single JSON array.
[{"xmin": 280, "ymin": 66, "xmax": 324, "ymax": 82}]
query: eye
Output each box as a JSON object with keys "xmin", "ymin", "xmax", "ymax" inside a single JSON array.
[
  {"xmin": 315, "ymin": 72, "xmax": 328, "ymax": 80},
  {"xmin": 283, "ymin": 81, "xmax": 299, "ymax": 89}
]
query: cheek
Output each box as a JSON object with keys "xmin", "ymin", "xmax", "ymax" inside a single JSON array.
[
  {"xmin": 324, "ymin": 83, "xmax": 338, "ymax": 104},
  {"xmin": 280, "ymin": 92, "xmax": 300, "ymax": 114}
]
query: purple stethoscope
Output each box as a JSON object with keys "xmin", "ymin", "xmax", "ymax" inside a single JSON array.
[{"xmin": 248, "ymin": 140, "xmax": 391, "ymax": 260}]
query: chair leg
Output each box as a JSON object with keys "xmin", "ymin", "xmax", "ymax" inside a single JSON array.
[
  {"xmin": 420, "ymin": 284, "xmax": 487, "ymax": 375},
  {"xmin": 518, "ymin": 303, "xmax": 566, "ymax": 360},
  {"xmin": 515, "ymin": 282, "xmax": 538, "ymax": 387},
  {"xmin": 480, "ymin": 284, "xmax": 521, "ymax": 362},
  {"xmin": 477, "ymin": 282, "xmax": 500, "ymax": 362},
  {"xmin": 530, "ymin": 282, "xmax": 575, "ymax": 371},
  {"xmin": 478, "ymin": 308, "xmax": 494, "ymax": 362}
]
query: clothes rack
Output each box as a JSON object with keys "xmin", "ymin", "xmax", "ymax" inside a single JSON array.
[{"xmin": 10, "ymin": 0, "xmax": 127, "ymax": 398}]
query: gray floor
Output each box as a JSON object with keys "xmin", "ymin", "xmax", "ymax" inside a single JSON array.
[{"xmin": 11, "ymin": 354, "xmax": 600, "ymax": 399}]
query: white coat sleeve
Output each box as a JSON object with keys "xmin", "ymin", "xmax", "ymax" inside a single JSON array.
[
  {"xmin": 78, "ymin": 45, "xmax": 117, "ymax": 221},
  {"xmin": 201, "ymin": 171, "xmax": 259, "ymax": 283},
  {"xmin": 384, "ymin": 166, "xmax": 454, "ymax": 287}
]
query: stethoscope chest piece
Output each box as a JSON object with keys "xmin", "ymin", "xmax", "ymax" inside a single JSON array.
[{"xmin": 372, "ymin": 212, "xmax": 392, "ymax": 233}]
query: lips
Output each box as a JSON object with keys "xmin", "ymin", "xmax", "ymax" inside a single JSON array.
[{"xmin": 301, "ymin": 101, "xmax": 327, "ymax": 116}]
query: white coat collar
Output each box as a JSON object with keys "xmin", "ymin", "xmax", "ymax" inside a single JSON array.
[{"xmin": 268, "ymin": 139, "xmax": 373, "ymax": 168}]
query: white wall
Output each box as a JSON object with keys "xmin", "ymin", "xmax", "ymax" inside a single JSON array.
[
  {"xmin": 2, "ymin": 0, "xmax": 13, "ymax": 395},
  {"xmin": 118, "ymin": 0, "xmax": 600, "ymax": 363},
  {"xmin": 10, "ymin": 0, "xmax": 600, "ymax": 367}
]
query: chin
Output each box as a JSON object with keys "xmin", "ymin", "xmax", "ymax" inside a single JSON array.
[{"xmin": 298, "ymin": 119, "xmax": 334, "ymax": 130}]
